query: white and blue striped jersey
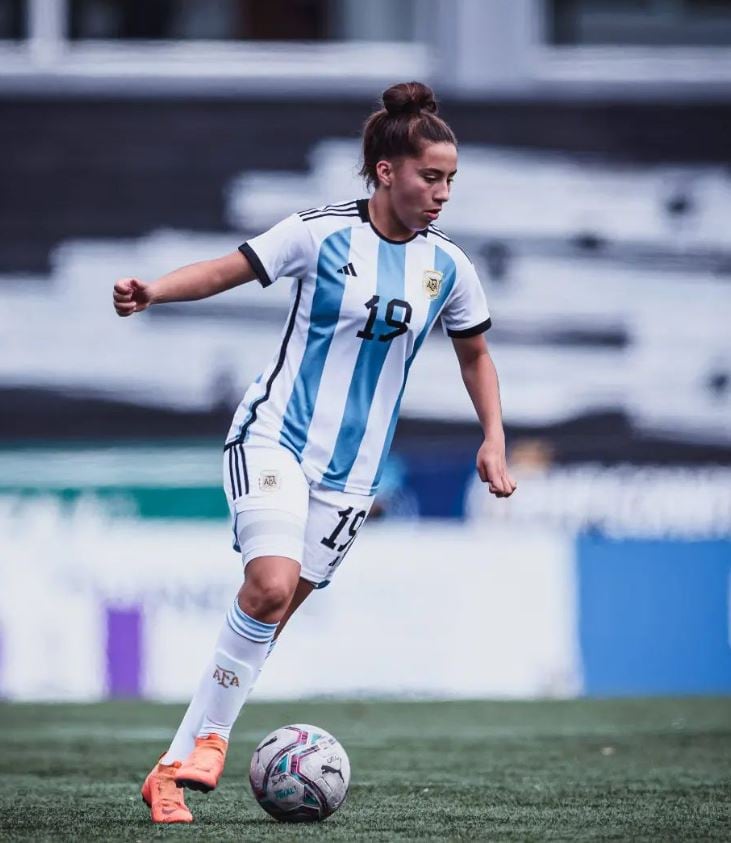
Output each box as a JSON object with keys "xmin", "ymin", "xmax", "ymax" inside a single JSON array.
[{"xmin": 225, "ymin": 199, "xmax": 491, "ymax": 496}]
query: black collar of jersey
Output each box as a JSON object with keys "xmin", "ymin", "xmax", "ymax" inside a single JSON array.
[{"xmin": 356, "ymin": 198, "xmax": 429, "ymax": 245}]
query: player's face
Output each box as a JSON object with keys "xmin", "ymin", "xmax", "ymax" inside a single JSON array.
[{"xmin": 389, "ymin": 141, "xmax": 458, "ymax": 231}]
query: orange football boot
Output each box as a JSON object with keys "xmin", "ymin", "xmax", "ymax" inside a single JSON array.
[
  {"xmin": 174, "ymin": 734, "xmax": 229, "ymax": 793},
  {"xmin": 141, "ymin": 760, "xmax": 193, "ymax": 824}
]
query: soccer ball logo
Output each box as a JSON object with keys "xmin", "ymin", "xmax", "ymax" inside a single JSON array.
[{"xmin": 249, "ymin": 723, "xmax": 350, "ymax": 822}]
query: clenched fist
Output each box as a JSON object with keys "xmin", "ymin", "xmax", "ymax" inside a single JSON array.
[
  {"xmin": 476, "ymin": 439, "xmax": 518, "ymax": 499},
  {"xmin": 113, "ymin": 277, "xmax": 152, "ymax": 317}
]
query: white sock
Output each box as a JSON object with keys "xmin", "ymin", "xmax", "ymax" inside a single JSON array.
[
  {"xmin": 196, "ymin": 599, "xmax": 277, "ymax": 742},
  {"xmin": 160, "ymin": 600, "xmax": 277, "ymax": 761},
  {"xmin": 160, "ymin": 665, "xmax": 214, "ymax": 765},
  {"xmin": 255, "ymin": 637, "xmax": 278, "ymax": 682}
]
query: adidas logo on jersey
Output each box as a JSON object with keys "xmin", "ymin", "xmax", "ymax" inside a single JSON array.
[{"xmin": 337, "ymin": 262, "xmax": 358, "ymax": 277}]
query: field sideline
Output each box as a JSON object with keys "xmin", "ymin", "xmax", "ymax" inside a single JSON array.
[{"xmin": 0, "ymin": 698, "xmax": 728, "ymax": 841}]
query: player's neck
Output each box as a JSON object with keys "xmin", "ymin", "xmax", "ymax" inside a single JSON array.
[{"xmin": 368, "ymin": 193, "xmax": 413, "ymax": 242}]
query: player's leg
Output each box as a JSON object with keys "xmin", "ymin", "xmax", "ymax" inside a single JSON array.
[
  {"xmin": 193, "ymin": 555, "xmax": 301, "ymax": 743},
  {"xmin": 159, "ymin": 558, "xmax": 302, "ymax": 771},
  {"xmin": 148, "ymin": 557, "xmax": 298, "ymax": 812},
  {"xmin": 143, "ymin": 444, "xmax": 308, "ymax": 820},
  {"xmin": 173, "ymin": 554, "xmax": 301, "ymax": 792}
]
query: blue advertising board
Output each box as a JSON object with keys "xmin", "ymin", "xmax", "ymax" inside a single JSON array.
[{"xmin": 578, "ymin": 536, "xmax": 731, "ymax": 695}]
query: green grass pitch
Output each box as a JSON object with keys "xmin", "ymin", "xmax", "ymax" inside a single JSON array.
[{"xmin": 0, "ymin": 698, "xmax": 729, "ymax": 841}]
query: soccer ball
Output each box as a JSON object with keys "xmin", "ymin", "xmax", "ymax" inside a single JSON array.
[{"xmin": 249, "ymin": 723, "xmax": 350, "ymax": 822}]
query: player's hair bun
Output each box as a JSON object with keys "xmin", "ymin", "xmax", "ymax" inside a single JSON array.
[
  {"xmin": 360, "ymin": 80, "xmax": 455, "ymax": 189},
  {"xmin": 382, "ymin": 81, "xmax": 438, "ymax": 116}
]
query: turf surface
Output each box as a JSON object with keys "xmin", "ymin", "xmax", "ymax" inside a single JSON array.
[{"xmin": 0, "ymin": 698, "xmax": 729, "ymax": 841}]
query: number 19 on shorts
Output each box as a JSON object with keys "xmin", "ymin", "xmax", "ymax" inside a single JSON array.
[{"xmin": 321, "ymin": 507, "xmax": 367, "ymax": 553}]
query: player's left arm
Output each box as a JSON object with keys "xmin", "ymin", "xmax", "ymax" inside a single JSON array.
[{"xmin": 452, "ymin": 334, "xmax": 517, "ymax": 498}]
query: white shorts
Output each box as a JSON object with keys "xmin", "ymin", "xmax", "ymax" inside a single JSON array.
[{"xmin": 222, "ymin": 442, "xmax": 374, "ymax": 588}]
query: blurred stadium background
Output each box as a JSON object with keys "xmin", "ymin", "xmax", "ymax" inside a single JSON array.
[{"xmin": 1, "ymin": 0, "xmax": 730, "ymax": 704}]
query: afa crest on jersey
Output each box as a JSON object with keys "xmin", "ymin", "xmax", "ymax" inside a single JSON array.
[{"xmin": 422, "ymin": 270, "xmax": 443, "ymax": 299}]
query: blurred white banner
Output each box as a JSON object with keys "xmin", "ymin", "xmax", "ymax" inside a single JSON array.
[{"xmin": 0, "ymin": 498, "xmax": 579, "ymax": 701}]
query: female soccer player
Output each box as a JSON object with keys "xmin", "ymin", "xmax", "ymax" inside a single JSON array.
[{"xmin": 113, "ymin": 81, "xmax": 516, "ymax": 824}]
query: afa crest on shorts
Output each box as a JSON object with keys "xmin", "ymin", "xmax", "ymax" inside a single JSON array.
[
  {"xmin": 422, "ymin": 269, "xmax": 443, "ymax": 300},
  {"xmin": 258, "ymin": 470, "xmax": 281, "ymax": 492}
]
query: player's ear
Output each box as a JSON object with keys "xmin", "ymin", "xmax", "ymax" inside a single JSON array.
[{"xmin": 375, "ymin": 159, "xmax": 394, "ymax": 188}]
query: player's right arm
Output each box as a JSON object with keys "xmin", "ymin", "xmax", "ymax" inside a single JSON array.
[{"xmin": 113, "ymin": 250, "xmax": 256, "ymax": 317}]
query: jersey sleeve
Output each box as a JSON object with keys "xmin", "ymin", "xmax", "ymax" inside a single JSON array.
[
  {"xmin": 441, "ymin": 256, "xmax": 492, "ymax": 338},
  {"xmin": 238, "ymin": 213, "xmax": 314, "ymax": 287}
]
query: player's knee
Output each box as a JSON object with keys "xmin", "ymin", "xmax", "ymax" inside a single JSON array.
[{"xmin": 242, "ymin": 576, "xmax": 295, "ymax": 621}]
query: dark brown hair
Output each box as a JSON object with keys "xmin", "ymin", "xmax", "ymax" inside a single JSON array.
[{"xmin": 360, "ymin": 81, "xmax": 457, "ymax": 189}]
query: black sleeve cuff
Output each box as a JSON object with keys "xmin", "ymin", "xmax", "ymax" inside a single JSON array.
[
  {"xmin": 238, "ymin": 242, "xmax": 272, "ymax": 287},
  {"xmin": 447, "ymin": 317, "xmax": 492, "ymax": 338}
]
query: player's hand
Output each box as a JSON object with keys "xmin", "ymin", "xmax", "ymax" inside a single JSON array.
[
  {"xmin": 476, "ymin": 438, "xmax": 517, "ymax": 498},
  {"xmin": 113, "ymin": 277, "xmax": 152, "ymax": 317}
]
